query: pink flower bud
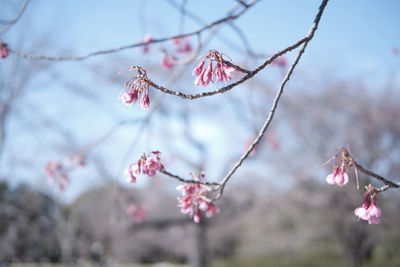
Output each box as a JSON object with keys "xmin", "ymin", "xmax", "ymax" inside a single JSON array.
[
  {"xmin": 140, "ymin": 93, "xmax": 150, "ymax": 110},
  {"xmin": 0, "ymin": 43, "xmax": 8, "ymax": 59}
]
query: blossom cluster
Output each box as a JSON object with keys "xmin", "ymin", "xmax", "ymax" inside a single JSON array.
[
  {"xmin": 141, "ymin": 34, "xmax": 192, "ymax": 71},
  {"xmin": 354, "ymin": 185, "xmax": 381, "ymax": 224},
  {"xmin": 193, "ymin": 49, "xmax": 235, "ymax": 86},
  {"xmin": 325, "ymin": 148, "xmax": 357, "ymax": 187},
  {"xmin": 125, "ymin": 151, "xmax": 164, "ymax": 183},
  {"xmin": 44, "ymin": 154, "xmax": 86, "ymax": 191},
  {"xmin": 324, "ymin": 148, "xmax": 381, "ymax": 224},
  {"xmin": 119, "ymin": 66, "xmax": 151, "ymax": 109},
  {"xmin": 0, "ymin": 41, "xmax": 8, "ymax": 60},
  {"xmin": 176, "ymin": 172, "xmax": 219, "ymax": 223},
  {"xmin": 126, "ymin": 204, "xmax": 146, "ymax": 223}
]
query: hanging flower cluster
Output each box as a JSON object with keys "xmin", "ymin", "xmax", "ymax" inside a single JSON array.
[
  {"xmin": 171, "ymin": 36, "xmax": 192, "ymax": 53},
  {"xmin": 119, "ymin": 66, "xmax": 151, "ymax": 109},
  {"xmin": 176, "ymin": 172, "xmax": 219, "ymax": 223},
  {"xmin": 324, "ymin": 148, "xmax": 382, "ymax": 224},
  {"xmin": 193, "ymin": 49, "xmax": 235, "ymax": 86},
  {"xmin": 44, "ymin": 154, "xmax": 86, "ymax": 191},
  {"xmin": 125, "ymin": 151, "xmax": 164, "ymax": 183},
  {"xmin": 126, "ymin": 203, "xmax": 146, "ymax": 223},
  {"xmin": 160, "ymin": 52, "xmax": 177, "ymax": 70},
  {"xmin": 0, "ymin": 41, "xmax": 8, "ymax": 60},
  {"xmin": 324, "ymin": 147, "xmax": 358, "ymax": 188},
  {"xmin": 354, "ymin": 185, "xmax": 381, "ymax": 224}
]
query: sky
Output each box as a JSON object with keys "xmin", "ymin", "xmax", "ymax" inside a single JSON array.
[{"xmin": 1, "ymin": 0, "xmax": 399, "ymax": 201}]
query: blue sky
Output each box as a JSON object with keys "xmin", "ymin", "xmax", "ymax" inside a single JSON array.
[{"xmin": 1, "ymin": 0, "xmax": 399, "ymax": 201}]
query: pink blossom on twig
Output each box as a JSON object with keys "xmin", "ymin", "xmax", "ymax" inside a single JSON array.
[
  {"xmin": 176, "ymin": 172, "xmax": 219, "ymax": 223},
  {"xmin": 119, "ymin": 66, "xmax": 152, "ymax": 110},
  {"xmin": 193, "ymin": 50, "xmax": 236, "ymax": 87}
]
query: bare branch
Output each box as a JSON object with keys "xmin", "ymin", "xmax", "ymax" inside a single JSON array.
[
  {"xmin": 214, "ymin": 0, "xmax": 330, "ymax": 200},
  {"xmin": 159, "ymin": 169, "xmax": 220, "ymax": 186},
  {"xmin": 0, "ymin": 0, "xmax": 31, "ymax": 34},
  {"xmin": 353, "ymin": 160, "xmax": 400, "ymax": 192},
  {"xmin": 7, "ymin": 0, "xmax": 261, "ymax": 61}
]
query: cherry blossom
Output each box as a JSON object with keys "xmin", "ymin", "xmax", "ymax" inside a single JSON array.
[
  {"xmin": 176, "ymin": 172, "xmax": 219, "ymax": 223},
  {"xmin": 323, "ymin": 147, "xmax": 358, "ymax": 188},
  {"xmin": 119, "ymin": 66, "xmax": 151, "ymax": 110},
  {"xmin": 193, "ymin": 50, "xmax": 235, "ymax": 87},
  {"xmin": 366, "ymin": 197, "xmax": 381, "ymax": 224},
  {"xmin": 325, "ymin": 165, "xmax": 349, "ymax": 187},
  {"xmin": 160, "ymin": 54, "xmax": 177, "ymax": 70},
  {"xmin": 44, "ymin": 161, "xmax": 69, "ymax": 191},
  {"xmin": 125, "ymin": 151, "xmax": 164, "ymax": 183},
  {"xmin": 126, "ymin": 204, "xmax": 145, "ymax": 223},
  {"xmin": 142, "ymin": 34, "xmax": 152, "ymax": 53},
  {"xmin": 354, "ymin": 195, "xmax": 370, "ymax": 221},
  {"xmin": 171, "ymin": 36, "xmax": 192, "ymax": 53},
  {"xmin": 272, "ymin": 55, "xmax": 287, "ymax": 67},
  {"xmin": 0, "ymin": 42, "xmax": 8, "ymax": 59},
  {"xmin": 354, "ymin": 185, "xmax": 381, "ymax": 225}
]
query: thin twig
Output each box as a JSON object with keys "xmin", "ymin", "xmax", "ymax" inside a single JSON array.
[
  {"xmin": 214, "ymin": 0, "xmax": 330, "ymax": 200},
  {"xmin": 159, "ymin": 169, "xmax": 220, "ymax": 186},
  {"xmin": 0, "ymin": 0, "xmax": 31, "ymax": 34},
  {"xmin": 353, "ymin": 160, "xmax": 400, "ymax": 192},
  {"xmin": 7, "ymin": 0, "xmax": 260, "ymax": 61}
]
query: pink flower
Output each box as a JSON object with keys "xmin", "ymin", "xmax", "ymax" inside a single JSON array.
[
  {"xmin": 202, "ymin": 62, "xmax": 213, "ymax": 85},
  {"xmin": 193, "ymin": 209, "xmax": 201, "ymax": 223},
  {"xmin": 160, "ymin": 54, "xmax": 176, "ymax": 70},
  {"xmin": 366, "ymin": 199, "xmax": 381, "ymax": 224},
  {"xmin": 176, "ymin": 172, "xmax": 218, "ymax": 223},
  {"xmin": 44, "ymin": 160, "xmax": 69, "ymax": 190},
  {"xmin": 0, "ymin": 42, "xmax": 8, "ymax": 59},
  {"xmin": 125, "ymin": 151, "xmax": 163, "ymax": 182},
  {"xmin": 193, "ymin": 59, "xmax": 206, "ymax": 76},
  {"xmin": 272, "ymin": 56, "xmax": 287, "ymax": 67},
  {"xmin": 171, "ymin": 37, "xmax": 192, "ymax": 53},
  {"xmin": 192, "ymin": 50, "xmax": 236, "ymax": 87},
  {"xmin": 126, "ymin": 204, "xmax": 145, "ymax": 223},
  {"xmin": 199, "ymin": 200, "xmax": 219, "ymax": 218},
  {"xmin": 139, "ymin": 93, "xmax": 150, "ymax": 110},
  {"xmin": 45, "ymin": 161, "xmax": 62, "ymax": 178},
  {"xmin": 142, "ymin": 34, "xmax": 152, "ymax": 53},
  {"xmin": 326, "ymin": 166, "xmax": 349, "ymax": 187},
  {"xmin": 120, "ymin": 66, "xmax": 151, "ymax": 109},
  {"xmin": 125, "ymin": 168, "xmax": 137, "ymax": 183},
  {"xmin": 354, "ymin": 196, "xmax": 370, "ymax": 221}
]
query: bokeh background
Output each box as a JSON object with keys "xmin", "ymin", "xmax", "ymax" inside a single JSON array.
[{"xmin": 0, "ymin": 0, "xmax": 399, "ymax": 266}]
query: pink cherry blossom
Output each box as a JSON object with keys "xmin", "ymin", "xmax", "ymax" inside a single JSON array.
[
  {"xmin": 325, "ymin": 165, "xmax": 349, "ymax": 187},
  {"xmin": 354, "ymin": 195, "xmax": 370, "ymax": 221},
  {"xmin": 125, "ymin": 151, "xmax": 163, "ymax": 182},
  {"xmin": 193, "ymin": 209, "xmax": 201, "ymax": 223},
  {"xmin": 171, "ymin": 37, "xmax": 192, "ymax": 53},
  {"xmin": 366, "ymin": 198, "xmax": 381, "ymax": 224},
  {"xmin": 44, "ymin": 160, "xmax": 69, "ymax": 191},
  {"xmin": 199, "ymin": 200, "xmax": 219, "ymax": 218},
  {"xmin": 192, "ymin": 59, "xmax": 206, "ymax": 76},
  {"xmin": 160, "ymin": 54, "xmax": 176, "ymax": 70},
  {"xmin": 126, "ymin": 204, "xmax": 145, "ymax": 223},
  {"xmin": 142, "ymin": 34, "xmax": 152, "ymax": 53},
  {"xmin": 0, "ymin": 42, "xmax": 8, "ymax": 59},
  {"xmin": 119, "ymin": 66, "xmax": 151, "ymax": 110},
  {"xmin": 176, "ymin": 172, "xmax": 218, "ymax": 223},
  {"xmin": 192, "ymin": 50, "xmax": 236, "ymax": 87},
  {"xmin": 202, "ymin": 62, "xmax": 213, "ymax": 85},
  {"xmin": 272, "ymin": 56, "xmax": 287, "ymax": 67},
  {"xmin": 335, "ymin": 168, "xmax": 349, "ymax": 186},
  {"xmin": 139, "ymin": 93, "xmax": 150, "ymax": 110}
]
